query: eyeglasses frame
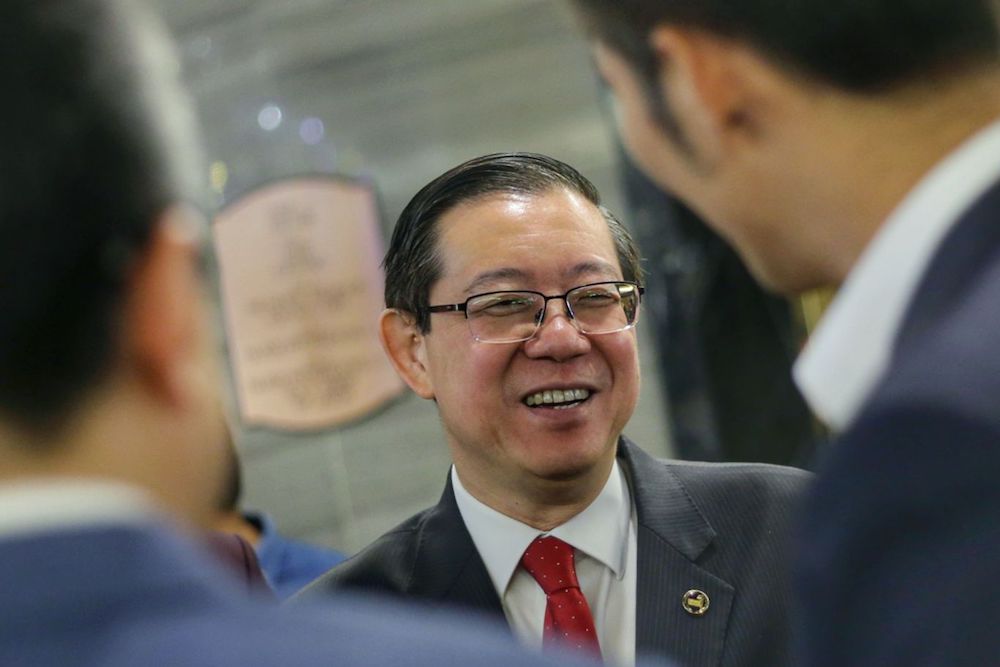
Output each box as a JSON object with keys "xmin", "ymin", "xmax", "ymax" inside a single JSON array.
[{"xmin": 425, "ymin": 280, "xmax": 644, "ymax": 344}]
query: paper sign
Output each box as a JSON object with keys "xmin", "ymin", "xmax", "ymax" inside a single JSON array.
[{"xmin": 213, "ymin": 176, "xmax": 404, "ymax": 430}]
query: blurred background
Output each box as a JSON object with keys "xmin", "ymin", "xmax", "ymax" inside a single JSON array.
[{"xmin": 154, "ymin": 0, "xmax": 816, "ymax": 555}]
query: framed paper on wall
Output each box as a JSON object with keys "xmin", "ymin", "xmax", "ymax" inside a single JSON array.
[{"xmin": 213, "ymin": 175, "xmax": 404, "ymax": 431}]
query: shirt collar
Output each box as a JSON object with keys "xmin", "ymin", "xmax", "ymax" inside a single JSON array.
[
  {"xmin": 794, "ymin": 117, "xmax": 1000, "ymax": 431},
  {"xmin": 452, "ymin": 460, "xmax": 631, "ymax": 597},
  {"xmin": 0, "ymin": 478, "xmax": 157, "ymax": 539}
]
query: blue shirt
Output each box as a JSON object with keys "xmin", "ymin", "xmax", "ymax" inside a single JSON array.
[{"xmin": 244, "ymin": 512, "xmax": 346, "ymax": 599}]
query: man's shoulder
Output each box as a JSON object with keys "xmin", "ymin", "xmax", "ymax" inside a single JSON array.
[
  {"xmin": 99, "ymin": 589, "xmax": 547, "ymax": 667},
  {"xmin": 620, "ymin": 438, "xmax": 810, "ymax": 529},
  {"xmin": 880, "ymin": 270, "xmax": 1000, "ymax": 426},
  {"xmin": 617, "ymin": 439, "xmax": 808, "ymax": 555},
  {"xmin": 0, "ymin": 524, "xmax": 542, "ymax": 667},
  {"xmin": 657, "ymin": 458, "xmax": 810, "ymax": 520},
  {"xmin": 299, "ymin": 505, "xmax": 437, "ymax": 598},
  {"xmin": 885, "ymin": 202, "xmax": 1000, "ymax": 415},
  {"xmin": 659, "ymin": 458, "xmax": 811, "ymax": 491}
]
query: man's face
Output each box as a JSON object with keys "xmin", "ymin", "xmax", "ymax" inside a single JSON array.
[
  {"xmin": 593, "ymin": 40, "xmax": 811, "ymax": 293},
  {"xmin": 594, "ymin": 42, "xmax": 702, "ymax": 207},
  {"xmin": 419, "ymin": 187, "xmax": 640, "ymax": 498}
]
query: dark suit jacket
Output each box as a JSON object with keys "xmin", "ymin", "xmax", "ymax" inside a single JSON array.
[
  {"xmin": 305, "ymin": 438, "xmax": 810, "ymax": 667},
  {"xmin": 0, "ymin": 520, "xmax": 594, "ymax": 667},
  {"xmin": 796, "ymin": 178, "xmax": 1000, "ymax": 666}
]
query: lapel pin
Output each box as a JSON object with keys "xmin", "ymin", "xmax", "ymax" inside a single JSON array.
[{"xmin": 682, "ymin": 589, "xmax": 710, "ymax": 616}]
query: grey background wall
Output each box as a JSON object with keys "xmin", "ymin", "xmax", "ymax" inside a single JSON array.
[{"xmin": 154, "ymin": 0, "xmax": 672, "ymax": 554}]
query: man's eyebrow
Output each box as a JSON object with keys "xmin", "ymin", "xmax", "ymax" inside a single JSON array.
[
  {"xmin": 462, "ymin": 261, "xmax": 621, "ymax": 296},
  {"xmin": 566, "ymin": 260, "xmax": 620, "ymax": 280},
  {"xmin": 464, "ymin": 268, "xmax": 531, "ymax": 295}
]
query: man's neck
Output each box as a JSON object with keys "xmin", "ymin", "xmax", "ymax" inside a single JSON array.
[
  {"xmin": 453, "ymin": 458, "xmax": 616, "ymax": 532},
  {"xmin": 772, "ymin": 66, "xmax": 1000, "ymax": 287},
  {"xmin": 0, "ymin": 378, "xmax": 215, "ymax": 532}
]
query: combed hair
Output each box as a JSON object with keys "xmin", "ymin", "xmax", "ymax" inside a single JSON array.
[{"xmin": 383, "ymin": 152, "xmax": 644, "ymax": 333}]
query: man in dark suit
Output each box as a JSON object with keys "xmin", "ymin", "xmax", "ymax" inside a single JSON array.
[
  {"xmin": 0, "ymin": 4, "xmax": 595, "ymax": 667},
  {"xmin": 565, "ymin": 1, "xmax": 1000, "ymax": 665},
  {"xmin": 304, "ymin": 153, "xmax": 809, "ymax": 666}
]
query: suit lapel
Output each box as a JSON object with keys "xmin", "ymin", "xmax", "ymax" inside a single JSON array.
[
  {"xmin": 408, "ymin": 475, "xmax": 507, "ymax": 622},
  {"xmin": 413, "ymin": 444, "xmax": 739, "ymax": 658},
  {"xmin": 620, "ymin": 438, "xmax": 735, "ymax": 667}
]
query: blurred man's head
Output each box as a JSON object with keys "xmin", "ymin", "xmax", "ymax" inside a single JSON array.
[
  {"xmin": 569, "ymin": 0, "xmax": 1000, "ymax": 292},
  {"xmin": 380, "ymin": 153, "xmax": 644, "ymax": 523},
  {"xmin": 0, "ymin": 0, "xmax": 225, "ymax": 526}
]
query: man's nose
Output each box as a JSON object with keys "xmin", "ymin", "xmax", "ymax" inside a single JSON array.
[{"xmin": 524, "ymin": 299, "xmax": 590, "ymax": 359}]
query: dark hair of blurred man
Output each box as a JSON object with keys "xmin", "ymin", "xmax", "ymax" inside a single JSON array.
[
  {"xmin": 0, "ymin": 0, "xmax": 223, "ymax": 525},
  {"xmin": 304, "ymin": 152, "xmax": 809, "ymax": 667},
  {"xmin": 567, "ymin": 1, "xmax": 1000, "ymax": 665},
  {"xmin": 0, "ymin": 3, "xmax": 602, "ymax": 667}
]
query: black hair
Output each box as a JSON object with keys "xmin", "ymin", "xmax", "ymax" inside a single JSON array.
[
  {"xmin": 0, "ymin": 0, "xmax": 204, "ymax": 435},
  {"xmin": 572, "ymin": 0, "xmax": 1000, "ymax": 94},
  {"xmin": 383, "ymin": 152, "xmax": 644, "ymax": 332}
]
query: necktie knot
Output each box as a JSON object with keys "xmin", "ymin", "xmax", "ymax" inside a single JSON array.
[{"xmin": 520, "ymin": 536, "xmax": 581, "ymax": 595}]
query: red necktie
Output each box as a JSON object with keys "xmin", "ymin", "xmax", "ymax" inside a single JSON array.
[{"xmin": 520, "ymin": 535, "xmax": 602, "ymax": 658}]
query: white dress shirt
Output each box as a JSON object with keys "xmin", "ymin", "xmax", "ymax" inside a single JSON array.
[
  {"xmin": 0, "ymin": 478, "xmax": 156, "ymax": 540},
  {"xmin": 452, "ymin": 462, "xmax": 638, "ymax": 667},
  {"xmin": 795, "ymin": 118, "xmax": 1000, "ymax": 431}
]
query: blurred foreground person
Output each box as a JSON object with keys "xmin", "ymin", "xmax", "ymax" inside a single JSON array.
[
  {"xmin": 568, "ymin": 0, "xmax": 1000, "ymax": 665},
  {"xmin": 304, "ymin": 153, "xmax": 809, "ymax": 667},
  {"xmin": 0, "ymin": 3, "xmax": 596, "ymax": 666}
]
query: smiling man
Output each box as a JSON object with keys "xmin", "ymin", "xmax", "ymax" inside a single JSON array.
[{"xmin": 304, "ymin": 153, "xmax": 809, "ymax": 667}]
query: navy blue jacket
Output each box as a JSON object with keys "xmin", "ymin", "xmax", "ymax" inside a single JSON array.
[
  {"xmin": 797, "ymin": 178, "xmax": 1000, "ymax": 666},
  {"xmin": 0, "ymin": 520, "xmax": 590, "ymax": 667}
]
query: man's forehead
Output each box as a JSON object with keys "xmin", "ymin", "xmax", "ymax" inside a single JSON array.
[
  {"xmin": 434, "ymin": 189, "xmax": 613, "ymax": 249},
  {"xmin": 429, "ymin": 187, "xmax": 621, "ymax": 289},
  {"xmin": 438, "ymin": 188, "xmax": 600, "ymax": 229}
]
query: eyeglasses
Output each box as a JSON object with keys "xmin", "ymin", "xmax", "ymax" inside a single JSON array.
[{"xmin": 427, "ymin": 280, "xmax": 644, "ymax": 344}]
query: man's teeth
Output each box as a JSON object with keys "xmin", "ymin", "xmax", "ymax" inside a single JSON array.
[{"xmin": 524, "ymin": 388, "xmax": 591, "ymax": 407}]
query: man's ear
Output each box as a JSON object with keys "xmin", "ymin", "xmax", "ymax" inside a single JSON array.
[
  {"xmin": 379, "ymin": 308, "xmax": 435, "ymax": 399},
  {"xmin": 649, "ymin": 26, "xmax": 761, "ymax": 155},
  {"xmin": 123, "ymin": 206, "xmax": 207, "ymax": 409}
]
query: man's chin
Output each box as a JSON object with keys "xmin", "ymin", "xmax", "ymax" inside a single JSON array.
[
  {"xmin": 537, "ymin": 464, "xmax": 595, "ymax": 483},
  {"xmin": 742, "ymin": 243, "xmax": 839, "ymax": 296},
  {"xmin": 527, "ymin": 448, "xmax": 616, "ymax": 484}
]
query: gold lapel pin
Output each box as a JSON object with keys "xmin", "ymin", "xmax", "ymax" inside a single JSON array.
[{"xmin": 682, "ymin": 589, "xmax": 710, "ymax": 616}]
